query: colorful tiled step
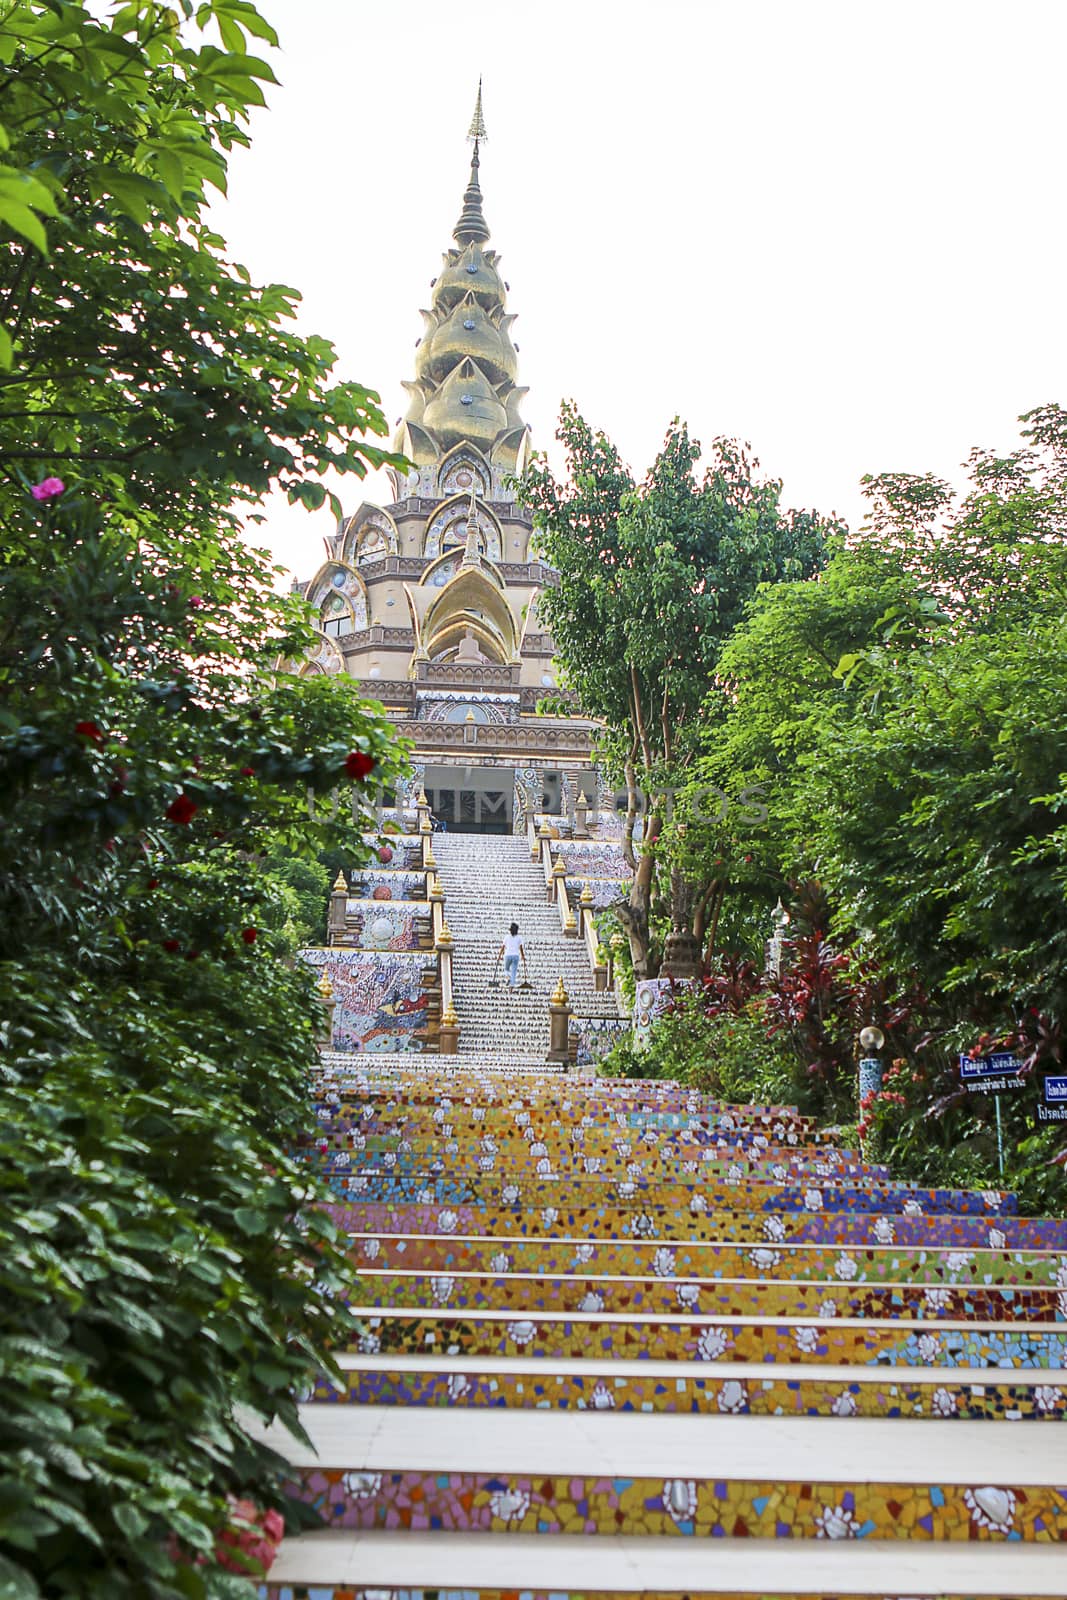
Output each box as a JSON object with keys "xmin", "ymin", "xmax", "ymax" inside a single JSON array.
[
  {"xmin": 253, "ymin": 1406, "xmax": 1067, "ymax": 1541},
  {"xmin": 310, "ymin": 1353, "xmax": 1067, "ymax": 1419},
  {"xmin": 344, "ymin": 1269, "xmax": 1065, "ymax": 1322},
  {"xmin": 327, "ymin": 1202, "xmax": 1066, "ymax": 1249},
  {"xmin": 344, "ymin": 1307, "xmax": 1066, "ymax": 1366},
  {"xmin": 344, "ymin": 1233, "xmax": 1067, "ymax": 1288}
]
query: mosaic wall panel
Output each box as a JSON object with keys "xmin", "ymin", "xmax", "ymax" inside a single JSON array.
[
  {"xmin": 361, "ymin": 833, "xmax": 423, "ymax": 869},
  {"xmin": 346, "ymin": 870, "xmax": 426, "ymax": 903},
  {"xmin": 299, "ymin": 950, "xmax": 432, "ymax": 1054},
  {"xmin": 288, "ymin": 1466, "xmax": 1067, "ymax": 1540},
  {"xmin": 566, "ymin": 878, "xmax": 629, "ymax": 911},
  {"xmin": 344, "ymin": 900, "xmax": 425, "ymax": 952},
  {"xmin": 568, "ymin": 1015, "xmax": 630, "ymax": 1067},
  {"xmin": 633, "ymin": 977, "xmax": 676, "ymax": 1048},
  {"xmin": 559, "ymin": 842, "xmax": 630, "ymax": 878}
]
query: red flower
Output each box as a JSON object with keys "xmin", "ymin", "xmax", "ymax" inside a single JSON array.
[
  {"xmin": 166, "ymin": 793, "xmax": 198, "ymax": 825},
  {"xmin": 240, "ymin": 766, "xmax": 255, "ymax": 777},
  {"xmin": 188, "ymin": 595, "xmax": 204, "ymax": 610},
  {"xmin": 75, "ymin": 720, "xmax": 105, "ymax": 744},
  {"xmin": 147, "ymin": 878, "xmax": 159, "ymax": 890},
  {"xmin": 345, "ymin": 750, "xmax": 376, "ymax": 780},
  {"xmin": 185, "ymin": 948, "xmax": 200, "ymax": 961},
  {"xmin": 242, "ymin": 927, "xmax": 257, "ymax": 944},
  {"xmin": 162, "ymin": 938, "xmax": 181, "ymax": 953}
]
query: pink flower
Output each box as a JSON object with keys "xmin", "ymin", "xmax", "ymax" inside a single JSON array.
[{"xmin": 31, "ymin": 476, "xmax": 65, "ymax": 502}]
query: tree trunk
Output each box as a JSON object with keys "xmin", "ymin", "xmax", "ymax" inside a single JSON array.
[
  {"xmin": 621, "ymin": 755, "xmax": 638, "ymax": 873},
  {"xmin": 620, "ymin": 810, "xmax": 660, "ymax": 979}
]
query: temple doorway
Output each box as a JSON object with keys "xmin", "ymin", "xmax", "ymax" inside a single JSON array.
[{"xmin": 426, "ymin": 764, "xmax": 515, "ymax": 836}]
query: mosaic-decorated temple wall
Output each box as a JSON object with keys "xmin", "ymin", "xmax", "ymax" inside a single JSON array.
[{"xmin": 300, "ymin": 948, "xmax": 433, "ymax": 1053}]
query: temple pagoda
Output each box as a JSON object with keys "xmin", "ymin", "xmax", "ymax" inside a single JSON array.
[{"xmin": 295, "ymin": 87, "xmax": 602, "ymax": 834}]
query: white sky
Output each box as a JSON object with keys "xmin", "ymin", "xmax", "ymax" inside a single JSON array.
[{"xmin": 214, "ymin": 0, "xmax": 1067, "ymax": 583}]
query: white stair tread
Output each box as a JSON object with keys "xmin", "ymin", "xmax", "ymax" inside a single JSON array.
[
  {"xmin": 254, "ymin": 1405, "xmax": 1067, "ymax": 1482},
  {"xmin": 269, "ymin": 1528, "xmax": 1067, "ymax": 1591},
  {"xmin": 334, "ymin": 1351, "xmax": 1067, "ymax": 1384}
]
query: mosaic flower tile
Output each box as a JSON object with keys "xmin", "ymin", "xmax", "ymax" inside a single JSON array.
[{"xmin": 290, "ymin": 1466, "xmax": 1067, "ymax": 1540}]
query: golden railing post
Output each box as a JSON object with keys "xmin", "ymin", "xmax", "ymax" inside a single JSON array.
[
  {"xmin": 317, "ymin": 966, "xmax": 337, "ymax": 1050},
  {"xmin": 327, "ymin": 869, "xmax": 348, "ymax": 945},
  {"xmin": 547, "ymin": 976, "xmax": 572, "ymax": 1067}
]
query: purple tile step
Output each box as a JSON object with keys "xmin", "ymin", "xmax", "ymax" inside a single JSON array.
[
  {"xmin": 345, "ymin": 1270, "xmax": 1064, "ymax": 1323},
  {"xmin": 324, "ymin": 1201, "xmax": 1067, "ymax": 1250}
]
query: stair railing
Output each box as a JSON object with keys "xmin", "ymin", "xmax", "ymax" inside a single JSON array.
[
  {"xmin": 534, "ymin": 820, "xmax": 609, "ymax": 990},
  {"xmin": 418, "ymin": 787, "xmax": 459, "ymax": 1054}
]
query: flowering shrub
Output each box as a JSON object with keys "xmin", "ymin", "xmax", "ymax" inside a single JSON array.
[{"xmin": 0, "ymin": 4, "xmax": 411, "ymax": 1595}]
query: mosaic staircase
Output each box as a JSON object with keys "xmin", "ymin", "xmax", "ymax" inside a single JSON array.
[
  {"xmin": 258, "ymin": 1058, "xmax": 1067, "ymax": 1600},
  {"xmin": 432, "ymin": 833, "xmax": 620, "ymax": 1056}
]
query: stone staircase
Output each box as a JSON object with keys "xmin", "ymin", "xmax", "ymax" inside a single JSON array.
[
  {"xmin": 255, "ymin": 1053, "xmax": 1067, "ymax": 1599},
  {"xmin": 432, "ymin": 832, "xmax": 620, "ymax": 1058}
]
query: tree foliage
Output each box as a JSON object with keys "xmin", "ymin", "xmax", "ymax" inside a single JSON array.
[
  {"xmin": 522, "ymin": 402, "xmax": 838, "ymax": 973},
  {"xmin": 662, "ymin": 404, "xmax": 1067, "ymax": 1186},
  {"xmin": 0, "ymin": 4, "xmax": 410, "ymax": 1594}
]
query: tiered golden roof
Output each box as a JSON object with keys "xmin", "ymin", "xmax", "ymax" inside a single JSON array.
[{"xmin": 394, "ymin": 87, "xmax": 530, "ymax": 477}]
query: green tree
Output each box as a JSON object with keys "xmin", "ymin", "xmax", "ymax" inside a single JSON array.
[
  {"xmin": 522, "ymin": 402, "xmax": 837, "ymax": 975},
  {"xmin": 0, "ymin": 4, "xmax": 411, "ymax": 1594},
  {"xmin": 677, "ymin": 404, "xmax": 1067, "ymax": 1174}
]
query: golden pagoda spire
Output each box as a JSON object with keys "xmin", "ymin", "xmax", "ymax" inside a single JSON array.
[
  {"xmin": 453, "ymin": 80, "xmax": 490, "ymax": 246},
  {"xmin": 467, "ymin": 77, "xmax": 488, "ymax": 144},
  {"xmin": 391, "ymin": 83, "xmax": 531, "ymax": 490}
]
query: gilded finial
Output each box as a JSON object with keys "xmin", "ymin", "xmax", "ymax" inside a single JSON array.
[
  {"xmin": 580, "ymin": 885, "xmax": 594, "ymax": 906},
  {"xmin": 332, "ymin": 869, "xmax": 347, "ymax": 893},
  {"xmin": 550, "ymin": 976, "xmax": 569, "ymax": 1006},
  {"xmin": 317, "ymin": 968, "xmax": 334, "ymax": 999},
  {"xmin": 467, "ymin": 78, "xmax": 488, "ymax": 145},
  {"xmin": 437, "ymin": 921, "xmax": 454, "ymax": 947},
  {"xmin": 454, "ymin": 82, "xmax": 490, "ymax": 246},
  {"xmin": 442, "ymin": 1001, "xmax": 459, "ymax": 1027}
]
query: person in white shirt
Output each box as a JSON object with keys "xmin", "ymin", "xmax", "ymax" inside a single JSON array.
[{"xmin": 498, "ymin": 923, "xmax": 525, "ymax": 989}]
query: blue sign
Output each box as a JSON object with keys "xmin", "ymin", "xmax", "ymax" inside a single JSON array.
[
  {"xmin": 1043, "ymin": 1075, "xmax": 1067, "ymax": 1104},
  {"xmin": 959, "ymin": 1052, "xmax": 1020, "ymax": 1081},
  {"xmin": 959, "ymin": 1052, "xmax": 1024, "ymax": 1096}
]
